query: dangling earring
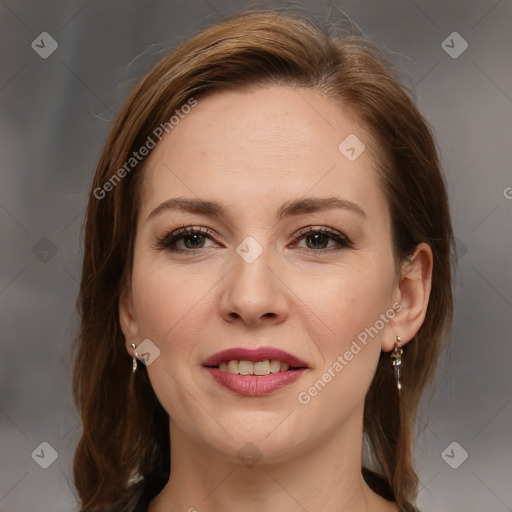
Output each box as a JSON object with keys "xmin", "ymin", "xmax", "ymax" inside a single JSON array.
[
  {"xmin": 391, "ymin": 336, "xmax": 403, "ymax": 393},
  {"xmin": 130, "ymin": 343, "xmax": 138, "ymax": 373}
]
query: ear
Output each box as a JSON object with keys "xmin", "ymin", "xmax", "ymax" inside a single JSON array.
[
  {"xmin": 383, "ymin": 242, "xmax": 433, "ymax": 352},
  {"xmin": 119, "ymin": 282, "xmax": 142, "ymax": 356}
]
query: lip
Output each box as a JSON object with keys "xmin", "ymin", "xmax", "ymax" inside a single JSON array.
[
  {"xmin": 202, "ymin": 347, "xmax": 309, "ymax": 369},
  {"xmin": 205, "ymin": 367, "xmax": 308, "ymax": 396},
  {"xmin": 202, "ymin": 347, "xmax": 309, "ymax": 397}
]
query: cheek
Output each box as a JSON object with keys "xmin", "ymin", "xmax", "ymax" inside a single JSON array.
[
  {"xmin": 130, "ymin": 260, "xmax": 216, "ymax": 421},
  {"xmin": 293, "ymin": 268, "xmax": 390, "ymax": 425},
  {"xmin": 129, "ymin": 264, "xmax": 210, "ymax": 400},
  {"xmin": 131, "ymin": 256, "xmax": 213, "ymax": 342},
  {"xmin": 291, "ymin": 252, "xmax": 395, "ymax": 416},
  {"xmin": 296, "ymin": 255, "xmax": 395, "ymax": 353}
]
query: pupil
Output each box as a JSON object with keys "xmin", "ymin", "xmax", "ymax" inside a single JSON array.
[
  {"xmin": 185, "ymin": 234, "xmax": 204, "ymax": 249},
  {"xmin": 307, "ymin": 233, "xmax": 327, "ymax": 249}
]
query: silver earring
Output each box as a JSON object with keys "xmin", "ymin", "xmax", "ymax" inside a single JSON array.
[
  {"xmin": 391, "ymin": 336, "xmax": 403, "ymax": 393},
  {"xmin": 130, "ymin": 343, "xmax": 138, "ymax": 373}
]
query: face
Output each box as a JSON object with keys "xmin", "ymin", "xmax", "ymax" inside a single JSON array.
[{"xmin": 120, "ymin": 86, "xmax": 404, "ymax": 464}]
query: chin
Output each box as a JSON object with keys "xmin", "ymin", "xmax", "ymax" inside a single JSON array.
[{"xmin": 198, "ymin": 416, "xmax": 311, "ymax": 466}]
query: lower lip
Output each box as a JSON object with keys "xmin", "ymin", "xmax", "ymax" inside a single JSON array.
[{"xmin": 205, "ymin": 367, "xmax": 307, "ymax": 396}]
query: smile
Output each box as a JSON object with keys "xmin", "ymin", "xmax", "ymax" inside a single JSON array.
[
  {"xmin": 202, "ymin": 347, "xmax": 309, "ymax": 396},
  {"xmin": 215, "ymin": 359, "xmax": 297, "ymax": 375}
]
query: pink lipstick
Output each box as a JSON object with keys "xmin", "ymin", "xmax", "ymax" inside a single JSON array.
[{"xmin": 203, "ymin": 347, "xmax": 309, "ymax": 396}]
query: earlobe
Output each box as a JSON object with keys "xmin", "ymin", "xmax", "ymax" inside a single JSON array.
[
  {"xmin": 384, "ymin": 242, "xmax": 433, "ymax": 352},
  {"xmin": 119, "ymin": 285, "xmax": 140, "ymax": 352}
]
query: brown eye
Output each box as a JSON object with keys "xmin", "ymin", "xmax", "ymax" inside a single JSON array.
[
  {"xmin": 181, "ymin": 233, "xmax": 207, "ymax": 249},
  {"xmin": 304, "ymin": 232, "xmax": 330, "ymax": 250},
  {"xmin": 157, "ymin": 226, "xmax": 217, "ymax": 253},
  {"xmin": 292, "ymin": 227, "xmax": 353, "ymax": 255}
]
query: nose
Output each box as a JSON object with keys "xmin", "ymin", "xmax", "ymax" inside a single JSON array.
[{"xmin": 219, "ymin": 248, "xmax": 290, "ymax": 327}]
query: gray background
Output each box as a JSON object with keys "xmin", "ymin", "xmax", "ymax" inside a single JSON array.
[{"xmin": 0, "ymin": 0, "xmax": 511, "ymax": 511}]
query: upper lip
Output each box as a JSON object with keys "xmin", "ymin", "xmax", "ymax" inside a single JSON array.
[{"xmin": 202, "ymin": 347, "xmax": 309, "ymax": 369}]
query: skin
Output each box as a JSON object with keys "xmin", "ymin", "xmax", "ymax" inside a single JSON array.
[{"xmin": 119, "ymin": 86, "xmax": 433, "ymax": 512}]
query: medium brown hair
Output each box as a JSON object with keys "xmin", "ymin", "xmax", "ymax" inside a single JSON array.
[{"xmin": 72, "ymin": 8, "xmax": 454, "ymax": 511}]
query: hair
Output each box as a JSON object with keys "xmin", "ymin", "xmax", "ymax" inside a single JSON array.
[{"xmin": 72, "ymin": 7, "xmax": 455, "ymax": 511}]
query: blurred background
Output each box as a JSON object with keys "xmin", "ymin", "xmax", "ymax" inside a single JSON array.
[{"xmin": 0, "ymin": 1, "xmax": 511, "ymax": 510}]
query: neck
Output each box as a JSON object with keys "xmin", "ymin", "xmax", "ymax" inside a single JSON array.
[{"xmin": 148, "ymin": 410, "xmax": 397, "ymax": 512}]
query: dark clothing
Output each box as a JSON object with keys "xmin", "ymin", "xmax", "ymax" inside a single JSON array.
[{"xmin": 110, "ymin": 470, "xmax": 420, "ymax": 511}]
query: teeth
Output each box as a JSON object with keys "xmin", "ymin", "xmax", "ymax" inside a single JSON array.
[
  {"xmin": 238, "ymin": 360, "xmax": 254, "ymax": 375},
  {"xmin": 254, "ymin": 360, "xmax": 270, "ymax": 375},
  {"xmin": 219, "ymin": 359, "xmax": 294, "ymax": 375},
  {"xmin": 227, "ymin": 360, "xmax": 239, "ymax": 373},
  {"xmin": 270, "ymin": 360, "xmax": 281, "ymax": 373}
]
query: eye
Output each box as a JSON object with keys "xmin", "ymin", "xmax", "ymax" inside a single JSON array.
[
  {"xmin": 155, "ymin": 225, "xmax": 354, "ymax": 255},
  {"xmin": 291, "ymin": 226, "xmax": 354, "ymax": 255},
  {"xmin": 156, "ymin": 226, "xmax": 218, "ymax": 253}
]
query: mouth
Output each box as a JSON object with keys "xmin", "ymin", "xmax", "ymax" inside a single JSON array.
[
  {"xmin": 211, "ymin": 359, "xmax": 301, "ymax": 375},
  {"xmin": 202, "ymin": 347, "xmax": 309, "ymax": 396}
]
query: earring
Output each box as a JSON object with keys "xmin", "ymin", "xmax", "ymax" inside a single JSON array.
[
  {"xmin": 130, "ymin": 343, "xmax": 138, "ymax": 373},
  {"xmin": 391, "ymin": 336, "xmax": 403, "ymax": 393}
]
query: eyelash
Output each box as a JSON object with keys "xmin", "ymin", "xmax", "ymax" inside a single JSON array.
[{"xmin": 155, "ymin": 225, "xmax": 354, "ymax": 256}]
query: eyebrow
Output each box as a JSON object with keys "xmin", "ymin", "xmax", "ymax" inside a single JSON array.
[{"xmin": 146, "ymin": 196, "xmax": 367, "ymax": 222}]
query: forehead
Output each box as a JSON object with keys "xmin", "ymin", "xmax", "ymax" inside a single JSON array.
[{"xmin": 139, "ymin": 86, "xmax": 386, "ymax": 223}]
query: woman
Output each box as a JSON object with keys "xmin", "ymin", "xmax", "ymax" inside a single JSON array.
[{"xmin": 72, "ymin": 8, "xmax": 454, "ymax": 512}]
